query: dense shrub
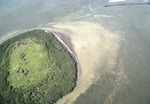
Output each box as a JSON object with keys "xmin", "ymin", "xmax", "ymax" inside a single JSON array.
[{"xmin": 0, "ymin": 29, "xmax": 77, "ymax": 104}]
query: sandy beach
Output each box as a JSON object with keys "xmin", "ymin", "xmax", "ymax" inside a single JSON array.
[
  {"xmin": 1, "ymin": 1, "xmax": 150, "ymax": 103},
  {"xmin": 40, "ymin": 21, "xmax": 122, "ymax": 104},
  {"xmin": 52, "ymin": 32, "xmax": 80, "ymax": 80},
  {"xmin": 45, "ymin": 30, "xmax": 81, "ymax": 81}
]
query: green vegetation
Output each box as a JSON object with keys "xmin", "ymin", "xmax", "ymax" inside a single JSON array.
[
  {"xmin": 0, "ymin": 29, "xmax": 77, "ymax": 104},
  {"xmin": 8, "ymin": 41, "xmax": 50, "ymax": 87}
]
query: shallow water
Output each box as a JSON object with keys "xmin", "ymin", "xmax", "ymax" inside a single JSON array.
[{"xmin": 0, "ymin": 0, "xmax": 150, "ymax": 104}]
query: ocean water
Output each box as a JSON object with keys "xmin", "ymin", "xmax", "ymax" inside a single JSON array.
[
  {"xmin": 0, "ymin": 0, "xmax": 150, "ymax": 104},
  {"xmin": 75, "ymin": 3, "xmax": 150, "ymax": 104}
]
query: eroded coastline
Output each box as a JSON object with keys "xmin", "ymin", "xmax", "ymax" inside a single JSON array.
[
  {"xmin": 40, "ymin": 21, "xmax": 123, "ymax": 104},
  {"xmin": 0, "ymin": 21, "xmax": 123, "ymax": 104},
  {"xmin": 44, "ymin": 30, "xmax": 81, "ymax": 104},
  {"xmin": 51, "ymin": 31, "xmax": 80, "ymax": 81}
]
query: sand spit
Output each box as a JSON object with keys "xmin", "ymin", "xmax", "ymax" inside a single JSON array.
[
  {"xmin": 0, "ymin": 21, "xmax": 127, "ymax": 104},
  {"xmin": 45, "ymin": 30, "xmax": 80, "ymax": 81},
  {"xmin": 39, "ymin": 21, "xmax": 122, "ymax": 104},
  {"xmin": 52, "ymin": 32, "xmax": 80, "ymax": 81}
]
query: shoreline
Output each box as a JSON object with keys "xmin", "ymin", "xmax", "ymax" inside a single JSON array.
[{"xmin": 45, "ymin": 30, "xmax": 80, "ymax": 82}]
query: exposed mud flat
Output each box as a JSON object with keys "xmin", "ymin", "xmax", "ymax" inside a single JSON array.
[{"xmin": 39, "ymin": 21, "xmax": 125, "ymax": 104}]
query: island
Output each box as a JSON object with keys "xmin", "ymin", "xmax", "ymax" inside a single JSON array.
[{"xmin": 0, "ymin": 29, "xmax": 77, "ymax": 104}]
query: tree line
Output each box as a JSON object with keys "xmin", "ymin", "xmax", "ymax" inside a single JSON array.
[{"xmin": 0, "ymin": 29, "xmax": 77, "ymax": 104}]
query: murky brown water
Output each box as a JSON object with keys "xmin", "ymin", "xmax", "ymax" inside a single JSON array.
[{"xmin": 0, "ymin": 0, "xmax": 150, "ymax": 104}]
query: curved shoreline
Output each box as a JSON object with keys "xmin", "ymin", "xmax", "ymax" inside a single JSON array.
[{"xmin": 45, "ymin": 30, "xmax": 80, "ymax": 82}]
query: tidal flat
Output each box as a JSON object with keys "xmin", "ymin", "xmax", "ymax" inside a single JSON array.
[
  {"xmin": 40, "ymin": 21, "xmax": 122, "ymax": 103},
  {"xmin": 1, "ymin": 0, "xmax": 150, "ymax": 103}
]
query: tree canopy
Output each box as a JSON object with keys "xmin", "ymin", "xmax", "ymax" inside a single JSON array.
[{"xmin": 0, "ymin": 29, "xmax": 77, "ymax": 104}]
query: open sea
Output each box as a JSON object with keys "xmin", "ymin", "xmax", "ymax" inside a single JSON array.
[{"xmin": 0, "ymin": 0, "xmax": 150, "ymax": 104}]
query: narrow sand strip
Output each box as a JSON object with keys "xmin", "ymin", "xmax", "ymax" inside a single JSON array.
[
  {"xmin": 41, "ymin": 21, "xmax": 122, "ymax": 104},
  {"xmin": 52, "ymin": 31, "xmax": 80, "ymax": 81},
  {"xmin": 45, "ymin": 30, "xmax": 80, "ymax": 81}
]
